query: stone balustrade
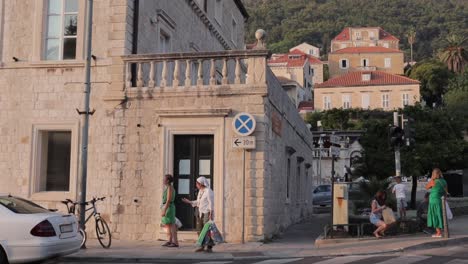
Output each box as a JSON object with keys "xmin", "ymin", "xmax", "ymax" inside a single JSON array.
[{"xmin": 121, "ymin": 49, "xmax": 269, "ymax": 97}]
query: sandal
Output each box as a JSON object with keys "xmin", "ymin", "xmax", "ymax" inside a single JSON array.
[
  {"xmin": 431, "ymin": 234, "xmax": 442, "ymax": 238},
  {"xmin": 167, "ymin": 243, "xmax": 179, "ymax": 247},
  {"xmin": 161, "ymin": 241, "xmax": 172, "ymax": 246}
]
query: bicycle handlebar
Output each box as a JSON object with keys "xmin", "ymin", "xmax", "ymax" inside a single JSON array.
[{"xmin": 61, "ymin": 196, "xmax": 106, "ymax": 206}]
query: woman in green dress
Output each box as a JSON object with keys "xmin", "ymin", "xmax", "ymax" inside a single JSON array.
[
  {"xmin": 425, "ymin": 168, "xmax": 448, "ymax": 238},
  {"xmin": 161, "ymin": 174, "xmax": 178, "ymax": 247}
]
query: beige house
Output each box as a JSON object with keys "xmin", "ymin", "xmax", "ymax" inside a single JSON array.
[
  {"xmin": 328, "ymin": 47, "xmax": 404, "ymax": 78},
  {"xmin": 0, "ymin": 0, "xmax": 315, "ymax": 243},
  {"xmin": 291, "ymin": 42, "xmax": 320, "ymax": 58},
  {"xmin": 314, "ymin": 71, "xmax": 420, "ymax": 111},
  {"xmin": 331, "ymin": 27, "xmax": 399, "ymax": 52}
]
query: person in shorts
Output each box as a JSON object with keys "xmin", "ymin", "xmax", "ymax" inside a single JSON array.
[{"xmin": 392, "ymin": 176, "xmax": 407, "ymax": 219}]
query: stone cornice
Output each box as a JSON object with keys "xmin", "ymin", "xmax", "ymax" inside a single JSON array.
[
  {"xmin": 186, "ymin": 0, "xmax": 232, "ymax": 50},
  {"xmin": 155, "ymin": 108, "xmax": 231, "ymax": 117}
]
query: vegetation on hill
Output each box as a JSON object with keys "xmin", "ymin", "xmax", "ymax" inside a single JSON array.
[{"xmin": 244, "ymin": 0, "xmax": 468, "ymax": 61}]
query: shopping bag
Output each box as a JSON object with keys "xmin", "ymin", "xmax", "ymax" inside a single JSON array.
[
  {"xmin": 208, "ymin": 221, "xmax": 224, "ymax": 244},
  {"xmin": 175, "ymin": 217, "xmax": 183, "ymax": 229},
  {"xmin": 196, "ymin": 222, "xmax": 212, "ymax": 246},
  {"xmin": 446, "ymin": 201, "xmax": 453, "ymax": 220},
  {"xmin": 382, "ymin": 207, "xmax": 396, "ymax": 224}
]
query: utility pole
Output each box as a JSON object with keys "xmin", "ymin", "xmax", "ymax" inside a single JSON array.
[
  {"xmin": 79, "ymin": 0, "xmax": 94, "ymax": 235},
  {"xmin": 393, "ymin": 112, "xmax": 401, "ymax": 176}
]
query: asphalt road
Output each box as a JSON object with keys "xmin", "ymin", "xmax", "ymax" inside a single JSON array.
[{"xmin": 51, "ymin": 244, "xmax": 468, "ymax": 263}]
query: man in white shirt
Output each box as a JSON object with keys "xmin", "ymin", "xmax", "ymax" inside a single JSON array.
[
  {"xmin": 182, "ymin": 176, "xmax": 215, "ymax": 252},
  {"xmin": 392, "ymin": 176, "xmax": 407, "ymax": 219}
]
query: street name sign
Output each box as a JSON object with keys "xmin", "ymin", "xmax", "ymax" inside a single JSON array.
[
  {"xmin": 232, "ymin": 136, "xmax": 256, "ymax": 149},
  {"xmin": 233, "ymin": 112, "xmax": 256, "ymax": 136}
]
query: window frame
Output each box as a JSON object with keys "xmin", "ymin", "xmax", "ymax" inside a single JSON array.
[
  {"xmin": 361, "ymin": 58, "xmax": 369, "ymax": 67},
  {"xmin": 384, "ymin": 58, "xmax": 391, "ymax": 68},
  {"xmin": 342, "ymin": 94, "xmax": 351, "ymax": 109},
  {"xmin": 382, "ymin": 93, "xmax": 390, "ymax": 109},
  {"xmin": 361, "ymin": 93, "xmax": 370, "ymax": 109},
  {"xmin": 31, "ymin": 0, "xmax": 85, "ymax": 62},
  {"xmin": 323, "ymin": 95, "xmax": 331, "ymax": 110},
  {"xmin": 339, "ymin": 59, "xmax": 349, "ymax": 69},
  {"xmin": 30, "ymin": 121, "xmax": 79, "ymax": 201},
  {"xmin": 402, "ymin": 93, "xmax": 409, "ymax": 106}
]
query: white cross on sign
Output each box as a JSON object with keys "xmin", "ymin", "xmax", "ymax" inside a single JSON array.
[{"xmin": 232, "ymin": 113, "xmax": 256, "ymax": 136}]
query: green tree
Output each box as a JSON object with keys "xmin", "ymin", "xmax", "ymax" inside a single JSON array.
[
  {"xmin": 438, "ymin": 34, "xmax": 468, "ymax": 74},
  {"xmin": 409, "ymin": 60, "xmax": 452, "ymax": 107},
  {"xmin": 444, "ymin": 69, "xmax": 468, "ymax": 129}
]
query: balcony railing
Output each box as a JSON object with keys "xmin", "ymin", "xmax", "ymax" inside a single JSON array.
[
  {"xmin": 121, "ymin": 49, "xmax": 269, "ymax": 97},
  {"xmin": 356, "ymin": 66, "xmax": 377, "ymax": 71}
]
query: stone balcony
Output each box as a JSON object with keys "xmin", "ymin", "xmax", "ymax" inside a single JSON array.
[{"xmin": 121, "ymin": 49, "xmax": 270, "ymax": 98}]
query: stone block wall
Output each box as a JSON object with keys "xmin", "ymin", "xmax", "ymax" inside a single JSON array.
[{"xmin": 261, "ymin": 68, "xmax": 315, "ymax": 239}]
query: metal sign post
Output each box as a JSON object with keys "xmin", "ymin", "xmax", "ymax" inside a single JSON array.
[
  {"xmin": 393, "ymin": 112, "xmax": 401, "ymax": 176},
  {"xmin": 232, "ymin": 113, "xmax": 256, "ymax": 244}
]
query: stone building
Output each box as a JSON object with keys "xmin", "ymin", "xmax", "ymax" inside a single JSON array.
[
  {"xmin": 276, "ymin": 76, "xmax": 310, "ymax": 107},
  {"xmin": 0, "ymin": 0, "xmax": 315, "ymax": 242},
  {"xmin": 328, "ymin": 47, "xmax": 404, "ymax": 78},
  {"xmin": 330, "ymin": 27, "xmax": 400, "ymax": 52},
  {"xmin": 313, "ymin": 71, "xmax": 420, "ymax": 111},
  {"xmin": 290, "ymin": 43, "xmax": 324, "ymax": 85}
]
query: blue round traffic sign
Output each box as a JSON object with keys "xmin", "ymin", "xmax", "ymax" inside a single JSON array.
[{"xmin": 233, "ymin": 113, "xmax": 256, "ymax": 136}]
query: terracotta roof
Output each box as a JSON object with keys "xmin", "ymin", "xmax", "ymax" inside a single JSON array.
[
  {"xmin": 298, "ymin": 101, "xmax": 314, "ymax": 111},
  {"xmin": 332, "ymin": 46, "xmax": 402, "ymax": 54},
  {"xmin": 333, "ymin": 27, "xmax": 399, "ymax": 41},
  {"xmin": 333, "ymin": 27, "xmax": 351, "ymax": 41},
  {"xmin": 379, "ymin": 28, "xmax": 399, "ymax": 41},
  {"xmin": 315, "ymin": 71, "xmax": 419, "ymax": 88},
  {"xmin": 268, "ymin": 49, "xmax": 323, "ymax": 67}
]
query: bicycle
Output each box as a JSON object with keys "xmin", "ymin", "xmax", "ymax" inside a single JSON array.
[{"xmin": 61, "ymin": 197, "xmax": 112, "ymax": 249}]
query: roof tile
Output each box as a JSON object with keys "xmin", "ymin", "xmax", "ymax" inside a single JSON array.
[{"xmin": 315, "ymin": 71, "xmax": 419, "ymax": 88}]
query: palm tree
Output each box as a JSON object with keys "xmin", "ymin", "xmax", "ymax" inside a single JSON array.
[
  {"xmin": 438, "ymin": 34, "xmax": 468, "ymax": 74},
  {"xmin": 406, "ymin": 29, "xmax": 416, "ymax": 63}
]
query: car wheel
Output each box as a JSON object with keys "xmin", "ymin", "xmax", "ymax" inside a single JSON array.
[{"xmin": 0, "ymin": 247, "xmax": 8, "ymax": 264}]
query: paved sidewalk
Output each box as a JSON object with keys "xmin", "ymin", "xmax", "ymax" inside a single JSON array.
[{"xmin": 61, "ymin": 214, "xmax": 468, "ymax": 262}]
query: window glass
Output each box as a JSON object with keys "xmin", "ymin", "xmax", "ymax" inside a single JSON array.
[
  {"xmin": 63, "ymin": 38, "xmax": 76, "ymax": 59},
  {"xmin": 0, "ymin": 196, "xmax": 49, "ymax": 214},
  {"xmin": 45, "ymin": 0, "xmax": 78, "ymax": 60},
  {"xmin": 45, "ymin": 39, "xmax": 60, "ymax": 60},
  {"xmin": 64, "ymin": 15, "xmax": 77, "ymax": 36},
  {"xmin": 48, "ymin": 0, "xmax": 61, "ymax": 14},
  {"xmin": 40, "ymin": 131, "xmax": 71, "ymax": 192},
  {"xmin": 65, "ymin": 0, "xmax": 78, "ymax": 12},
  {"xmin": 47, "ymin": 15, "xmax": 61, "ymax": 38}
]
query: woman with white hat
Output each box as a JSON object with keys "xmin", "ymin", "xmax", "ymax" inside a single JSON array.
[{"xmin": 182, "ymin": 176, "xmax": 215, "ymax": 252}]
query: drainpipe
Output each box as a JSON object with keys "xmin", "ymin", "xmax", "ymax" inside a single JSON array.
[{"xmin": 131, "ymin": 0, "xmax": 139, "ymax": 86}]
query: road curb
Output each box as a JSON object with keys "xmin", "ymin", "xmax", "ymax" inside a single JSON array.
[{"xmin": 59, "ymin": 236, "xmax": 468, "ymax": 262}]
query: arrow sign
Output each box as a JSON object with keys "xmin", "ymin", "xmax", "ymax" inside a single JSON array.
[{"xmin": 232, "ymin": 136, "xmax": 256, "ymax": 149}]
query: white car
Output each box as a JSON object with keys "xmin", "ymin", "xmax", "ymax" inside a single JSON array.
[{"xmin": 0, "ymin": 195, "xmax": 81, "ymax": 264}]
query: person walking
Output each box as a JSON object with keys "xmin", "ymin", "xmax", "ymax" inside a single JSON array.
[
  {"xmin": 182, "ymin": 176, "xmax": 215, "ymax": 253},
  {"xmin": 392, "ymin": 176, "xmax": 407, "ymax": 219},
  {"xmin": 369, "ymin": 191, "xmax": 389, "ymax": 238},
  {"xmin": 425, "ymin": 168, "xmax": 448, "ymax": 238},
  {"xmin": 161, "ymin": 174, "xmax": 179, "ymax": 247}
]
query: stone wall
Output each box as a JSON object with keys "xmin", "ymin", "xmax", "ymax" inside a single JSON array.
[{"xmin": 261, "ymin": 68, "xmax": 315, "ymax": 239}]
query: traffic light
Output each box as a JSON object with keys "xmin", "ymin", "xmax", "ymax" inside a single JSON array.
[
  {"xmin": 389, "ymin": 125, "xmax": 404, "ymax": 147},
  {"xmin": 403, "ymin": 118, "xmax": 415, "ymax": 146}
]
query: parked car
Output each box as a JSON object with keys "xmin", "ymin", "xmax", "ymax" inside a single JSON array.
[
  {"xmin": 312, "ymin": 185, "xmax": 332, "ymax": 207},
  {"xmin": 0, "ymin": 194, "xmax": 82, "ymax": 264}
]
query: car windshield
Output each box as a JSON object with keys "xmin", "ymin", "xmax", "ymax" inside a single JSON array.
[
  {"xmin": 315, "ymin": 185, "xmax": 331, "ymax": 192},
  {"xmin": 0, "ymin": 196, "xmax": 50, "ymax": 214}
]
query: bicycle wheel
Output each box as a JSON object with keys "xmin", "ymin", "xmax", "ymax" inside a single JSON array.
[
  {"xmin": 95, "ymin": 218, "xmax": 112, "ymax": 248},
  {"xmin": 78, "ymin": 228, "xmax": 87, "ymax": 248}
]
